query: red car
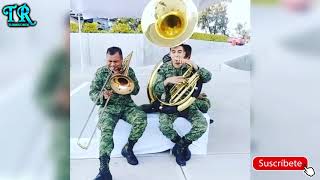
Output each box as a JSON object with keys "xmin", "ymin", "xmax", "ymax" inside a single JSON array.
[{"xmin": 228, "ymin": 37, "xmax": 245, "ymax": 46}]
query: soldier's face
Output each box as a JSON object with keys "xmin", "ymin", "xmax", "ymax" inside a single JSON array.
[
  {"xmin": 107, "ymin": 52, "xmax": 123, "ymax": 72},
  {"xmin": 170, "ymin": 46, "xmax": 186, "ymax": 68}
]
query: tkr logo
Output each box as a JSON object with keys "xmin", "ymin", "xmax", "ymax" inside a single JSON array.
[{"xmin": 2, "ymin": 3, "xmax": 37, "ymax": 27}]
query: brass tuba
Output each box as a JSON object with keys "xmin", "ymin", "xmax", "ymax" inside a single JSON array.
[
  {"xmin": 77, "ymin": 51, "xmax": 135, "ymax": 150},
  {"xmin": 142, "ymin": 0, "xmax": 202, "ymax": 113},
  {"xmin": 147, "ymin": 62, "xmax": 202, "ymax": 113},
  {"xmin": 141, "ymin": 0, "xmax": 198, "ymax": 47}
]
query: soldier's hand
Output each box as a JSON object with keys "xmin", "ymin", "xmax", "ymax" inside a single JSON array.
[
  {"xmin": 103, "ymin": 90, "xmax": 113, "ymax": 99},
  {"xmin": 56, "ymin": 88, "xmax": 70, "ymax": 111},
  {"xmin": 173, "ymin": 56, "xmax": 186, "ymax": 64},
  {"xmin": 164, "ymin": 76, "xmax": 186, "ymax": 86},
  {"xmin": 179, "ymin": 57, "xmax": 198, "ymax": 70},
  {"xmin": 180, "ymin": 57, "xmax": 189, "ymax": 64}
]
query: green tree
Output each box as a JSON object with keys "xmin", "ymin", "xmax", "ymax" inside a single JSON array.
[
  {"xmin": 198, "ymin": 2, "xmax": 229, "ymax": 35},
  {"xmin": 198, "ymin": 9, "xmax": 211, "ymax": 33},
  {"xmin": 235, "ymin": 23, "xmax": 250, "ymax": 38},
  {"xmin": 215, "ymin": 3, "xmax": 229, "ymax": 35}
]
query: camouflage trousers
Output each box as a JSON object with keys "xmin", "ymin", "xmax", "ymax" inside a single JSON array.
[
  {"xmin": 98, "ymin": 103, "xmax": 147, "ymax": 156},
  {"xmin": 52, "ymin": 119, "xmax": 69, "ymax": 180},
  {"xmin": 159, "ymin": 109, "xmax": 208, "ymax": 142}
]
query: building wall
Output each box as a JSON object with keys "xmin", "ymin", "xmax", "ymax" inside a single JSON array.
[
  {"xmin": 70, "ymin": 33, "xmax": 250, "ymax": 70},
  {"xmin": 70, "ymin": 33, "xmax": 168, "ymax": 69}
]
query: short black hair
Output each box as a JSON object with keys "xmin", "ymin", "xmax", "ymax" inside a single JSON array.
[
  {"xmin": 106, "ymin": 46, "xmax": 123, "ymax": 58},
  {"xmin": 169, "ymin": 44, "xmax": 192, "ymax": 59},
  {"xmin": 182, "ymin": 44, "xmax": 192, "ymax": 59}
]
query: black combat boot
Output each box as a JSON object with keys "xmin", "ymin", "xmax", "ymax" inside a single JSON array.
[
  {"xmin": 170, "ymin": 135, "xmax": 186, "ymax": 166},
  {"xmin": 172, "ymin": 136, "xmax": 192, "ymax": 162},
  {"xmin": 171, "ymin": 135, "xmax": 181, "ymax": 157},
  {"xmin": 172, "ymin": 137, "xmax": 192, "ymax": 162},
  {"xmin": 121, "ymin": 139, "xmax": 138, "ymax": 165},
  {"xmin": 94, "ymin": 154, "xmax": 112, "ymax": 180},
  {"xmin": 181, "ymin": 137, "xmax": 192, "ymax": 162},
  {"xmin": 175, "ymin": 143, "xmax": 186, "ymax": 166},
  {"xmin": 182, "ymin": 147, "xmax": 191, "ymax": 161}
]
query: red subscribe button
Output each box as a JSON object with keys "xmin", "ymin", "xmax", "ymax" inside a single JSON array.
[{"xmin": 253, "ymin": 157, "xmax": 308, "ymax": 170}]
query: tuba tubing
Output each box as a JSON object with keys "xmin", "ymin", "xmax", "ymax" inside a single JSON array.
[{"xmin": 147, "ymin": 61, "xmax": 203, "ymax": 113}]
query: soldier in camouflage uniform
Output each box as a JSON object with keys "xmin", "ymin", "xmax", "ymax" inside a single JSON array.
[
  {"xmin": 162, "ymin": 44, "xmax": 212, "ymax": 115},
  {"xmin": 90, "ymin": 47, "xmax": 147, "ymax": 180},
  {"xmin": 154, "ymin": 44, "xmax": 212, "ymax": 166},
  {"xmin": 36, "ymin": 48, "xmax": 69, "ymax": 180},
  {"xmin": 36, "ymin": 19, "xmax": 70, "ymax": 180}
]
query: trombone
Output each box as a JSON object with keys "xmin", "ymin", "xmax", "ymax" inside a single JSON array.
[
  {"xmin": 77, "ymin": 74, "xmax": 112, "ymax": 150},
  {"xmin": 77, "ymin": 51, "xmax": 134, "ymax": 149}
]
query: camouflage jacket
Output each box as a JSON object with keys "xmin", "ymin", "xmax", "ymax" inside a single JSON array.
[
  {"xmin": 162, "ymin": 53, "xmax": 171, "ymax": 63},
  {"xmin": 89, "ymin": 66, "xmax": 140, "ymax": 107},
  {"xmin": 36, "ymin": 49, "xmax": 69, "ymax": 119},
  {"xmin": 195, "ymin": 97, "xmax": 211, "ymax": 113},
  {"xmin": 153, "ymin": 62, "xmax": 211, "ymax": 109}
]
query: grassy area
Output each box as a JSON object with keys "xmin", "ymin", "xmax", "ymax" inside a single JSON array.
[
  {"xmin": 252, "ymin": 0, "xmax": 279, "ymax": 5},
  {"xmin": 71, "ymin": 23, "xmax": 229, "ymax": 43},
  {"xmin": 190, "ymin": 32, "xmax": 228, "ymax": 42}
]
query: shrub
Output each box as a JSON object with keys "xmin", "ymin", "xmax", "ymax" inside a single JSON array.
[
  {"xmin": 135, "ymin": 23, "xmax": 142, "ymax": 33},
  {"xmin": 98, "ymin": 30, "xmax": 110, "ymax": 33},
  {"xmin": 82, "ymin": 22, "xmax": 99, "ymax": 33},
  {"xmin": 110, "ymin": 22, "xmax": 134, "ymax": 33},
  {"xmin": 70, "ymin": 21, "xmax": 79, "ymax": 33}
]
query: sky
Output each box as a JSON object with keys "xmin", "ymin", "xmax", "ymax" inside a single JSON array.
[
  {"xmin": 70, "ymin": 0, "xmax": 251, "ymax": 36},
  {"xmin": 227, "ymin": 0, "xmax": 250, "ymax": 35}
]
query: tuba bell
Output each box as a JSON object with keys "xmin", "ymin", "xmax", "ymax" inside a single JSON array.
[{"xmin": 141, "ymin": 0, "xmax": 198, "ymax": 47}]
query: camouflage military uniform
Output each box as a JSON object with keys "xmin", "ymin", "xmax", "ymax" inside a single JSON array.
[
  {"xmin": 154, "ymin": 62, "xmax": 211, "ymax": 142},
  {"xmin": 162, "ymin": 53, "xmax": 171, "ymax": 63},
  {"xmin": 195, "ymin": 95, "xmax": 211, "ymax": 113},
  {"xmin": 36, "ymin": 49, "xmax": 69, "ymax": 180},
  {"xmin": 89, "ymin": 66, "xmax": 147, "ymax": 156},
  {"xmin": 162, "ymin": 54, "xmax": 212, "ymax": 114}
]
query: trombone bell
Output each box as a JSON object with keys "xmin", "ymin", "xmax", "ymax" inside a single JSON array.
[
  {"xmin": 142, "ymin": 0, "xmax": 198, "ymax": 47},
  {"xmin": 110, "ymin": 51, "xmax": 135, "ymax": 95},
  {"xmin": 110, "ymin": 75, "xmax": 134, "ymax": 95}
]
